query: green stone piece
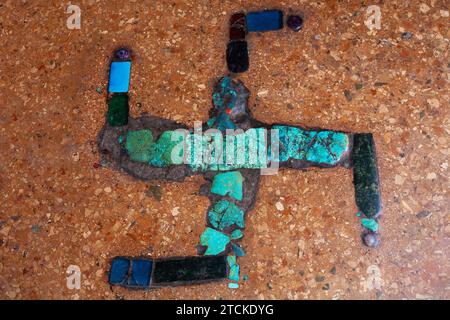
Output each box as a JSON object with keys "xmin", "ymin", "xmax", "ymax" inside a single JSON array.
[
  {"xmin": 227, "ymin": 255, "xmax": 240, "ymax": 282},
  {"xmin": 230, "ymin": 229, "xmax": 243, "ymax": 240},
  {"xmin": 107, "ymin": 94, "xmax": 129, "ymax": 126},
  {"xmin": 125, "ymin": 130, "xmax": 154, "ymax": 162},
  {"xmin": 125, "ymin": 130, "xmax": 185, "ymax": 167},
  {"xmin": 148, "ymin": 131, "xmax": 184, "ymax": 167},
  {"xmin": 208, "ymin": 200, "xmax": 245, "ymax": 231},
  {"xmin": 361, "ymin": 218, "xmax": 379, "ymax": 232},
  {"xmin": 200, "ymin": 227, "xmax": 230, "ymax": 255},
  {"xmin": 352, "ymin": 133, "xmax": 381, "ymax": 218},
  {"xmin": 211, "ymin": 171, "xmax": 243, "ymax": 201}
]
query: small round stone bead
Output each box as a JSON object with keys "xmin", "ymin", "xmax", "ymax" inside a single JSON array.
[
  {"xmin": 363, "ymin": 233, "xmax": 380, "ymax": 248},
  {"xmin": 287, "ymin": 15, "xmax": 304, "ymax": 32},
  {"xmin": 115, "ymin": 48, "xmax": 130, "ymax": 60}
]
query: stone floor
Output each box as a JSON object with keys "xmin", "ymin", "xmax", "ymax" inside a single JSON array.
[{"xmin": 0, "ymin": 0, "xmax": 448, "ymax": 299}]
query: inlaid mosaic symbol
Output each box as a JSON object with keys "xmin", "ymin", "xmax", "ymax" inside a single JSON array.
[{"xmin": 99, "ymin": 9, "xmax": 382, "ymax": 290}]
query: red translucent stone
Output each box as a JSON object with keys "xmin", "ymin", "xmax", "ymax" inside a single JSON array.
[{"xmin": 229, "ymin": 13, "xmax": 246, "ymax": 41}]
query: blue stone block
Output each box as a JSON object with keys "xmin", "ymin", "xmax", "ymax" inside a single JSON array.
[
  {"xmin": 246, "ymin": 10, "xmax": 283, "ymax": 32},
  {"xmin": 109, "ymin": 257, "xmax": 130, "ymax": 285},
  {"xmin": 108, "ymin": 61, "xmax": 131, "ymax": 93},
  {"xmin": 128, "ymin": 258, "xmax": 153, "ymax": 288}
]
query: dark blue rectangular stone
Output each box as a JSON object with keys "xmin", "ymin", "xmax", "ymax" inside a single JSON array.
[
  {"xmin": 109, "ymin": 257, "xmax": 130, "ymax": 285},
  {"xmin": 246, "ymin": 10, "xmax": 283, "ymax": 32},
  {"xmin": 128, "ymin": 258, "xmax": 153, "ymax": 288},
  {"xmin": 109, "ymin": 257, "xmax": 153, "ymax": 289}
]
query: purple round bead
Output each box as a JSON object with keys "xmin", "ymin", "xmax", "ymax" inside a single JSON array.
[
  {"xmin": 115, "ymin": 49, "xmax": 130, "ymax": 60},
  {"xmin": 287, "ymin": 15, "xmax": 304, "ymax": 32},
  {"xmin": 363, "ymin": 233, "xmax": 380, "ymax": 248}
]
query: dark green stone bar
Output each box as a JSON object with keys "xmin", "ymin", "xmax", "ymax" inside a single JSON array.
[
  {"xmin": 107, "ymin": 93, "xmax": 129, "ymax": 126},
  {"xmin": 152, "ymin": 256, "xmax": 227, "ymax": 285},
  {"xmin": 352, "ymin": 133, "xmax": 381, "ymax": 218}
]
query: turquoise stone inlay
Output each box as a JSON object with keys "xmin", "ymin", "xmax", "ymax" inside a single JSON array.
[
  {"xmin": 124, "ymin": 129, "xmax": 184, "ymax": 167},
  {"xmin": 271, "ymin": 125, "xmax": 349, "ymax": 165},
  {"xmin": 208, "ymin": 200, "xmax": 245, "ymax": 231},
  {"xmin": 124, "ymin": 126, "xmax": 348, "ymax": 170},
  {"xmin": 209, "ymin": 76, "xmax": 239, "ymax": 131},
  {"xmin": 188, "ymin": 128, "xmax": 268, "ymax": 171},
  {"xmin": 200, "ymin": 227, "xmax": 230, "ymax": 255},
  {"xmin": 125, "ymin": 130, "xmax": 154, "ymax": 163},
  {"xmin": 230, "ymin": 229, "xmax": 243, "ymax": 240},
  {"xmin": 227, "ymin": 255, "xmax": 240, "ymax": 282},
  {"xmin": 211, "ymin": 171, "xmax": 243, "ymax": 201},
  {"xmin": 212, "ymin": 76, "xmax": 238, "ymax": 110},
  {"xmin": 228, "ymin": 283, "xmax": 239, "ymax": 289},
  {"xmin": 231, "ymin": 243, "xmax": 246, "ymax": 257}
]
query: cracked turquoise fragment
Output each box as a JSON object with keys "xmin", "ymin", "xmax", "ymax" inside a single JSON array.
[
  {"xmin": 216, "ymin": 113, "xmax": 236, "ymax": 131},
  {"xmin": 124, "ymin": 125, "xmax": 349, "ymax": 170},
  {"xmin": 271, "ymin": 125, "xmax": 349, "ymax": 165},
  {"xmin": 228, "ymin": 283, "xmax": 239, "ymax": 289},
  {"xmin": 227, "ymin": 255, "xmax": 240, "ymax": 282},
  {"xmin": 188, "ymin": 128, "xmax": 268, "ymax": 171},
  {"xmin": 361, "ymin": 218, "xmax": 378, "ymax": 232},
  {"xmin": 200, "ymin": 227, "xmax": 230, "ymax": 255},
  {"xmin": 125, "ymin": 130, "xmax": 154, "ymax": 162},
  {"xmin": 206, "ymin": 117, "xmax": 216, "ymax": 127},
  {"xmin": 147, "ymin": 131, "xmax": 185, "ymax": 167},
  {"xmin": 125, "ymin": 127, "xmax": 268, "ymax": 171},
  {"xmin": 208, "ymin": 200, "xmax": 245, "ymax": 231},
  {"xmin": 231, "ymin": 229, "xmax": 243, "ymax": 240},
  {"xmin": 231, "ymin": 243, "xmax": 246, "ymax": 257},
  {"xmin": 125, "ymin": 130, "xmax": 184, "ymax": 167},
  {"xmin": 211, "ymin": 171, "xmax": 243, "ymax": 201},
  {"xmin": 212, "ymin": 76, "xmax": 238, "ymax": 110}
]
